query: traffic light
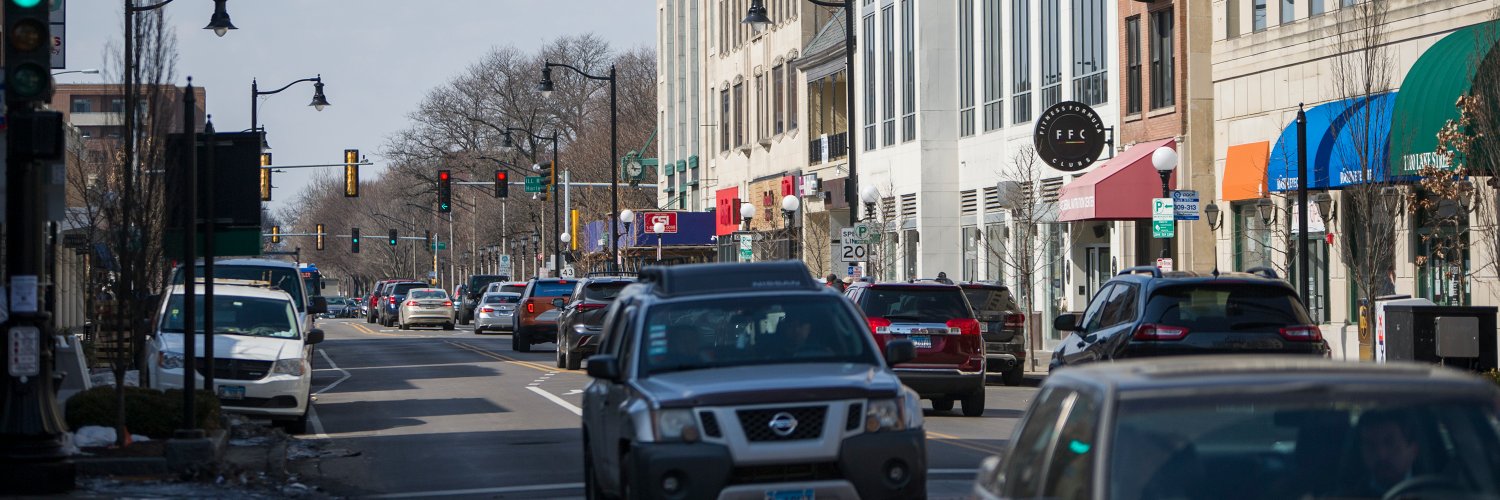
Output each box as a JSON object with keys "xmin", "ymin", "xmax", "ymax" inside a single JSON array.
[
  {"xmin": 351, "ymin": 228, "xmax": 361, "ymax": 253},
  {"xmin": 537, "ymin": 163, "xmax": 553, "ymax": 202},
  {"xmin": 344, "ymin": 149, "xmax": 360, "ymax": 197},
  {"xmin": 495, "ymin": 170, "xmax": 508, "ymax": 198},
  {"xmin": 260, "ymin": 153, "xmax": 273, "ymax": 201},
  {"xmin": 425, "ymin": 230, "xmax": 432, "ymax": 249},
  {"xmin": 316, "ymin": 224, "xmax": 326, "ymax": 251},
  {"xmin": 388, "ymin": 229, "xmax": 398, "ymax": 246},
  {"xmin": 437, "ymin": 169, "xmax": 452, "ymax": 213},
  {"xmin": 5, "ymin": 0, "xmax": 52, "ymax": 104},
  {"xmin": 270, "ymin": 225, "xmax": 281, "ymax": 244}
]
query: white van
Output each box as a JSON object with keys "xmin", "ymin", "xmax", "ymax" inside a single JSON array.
[{"xmin": 172, "ymin": 258, "xmax": 327, "ymax": 336}]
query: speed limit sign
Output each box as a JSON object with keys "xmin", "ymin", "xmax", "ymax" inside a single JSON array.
[{"xmin": 839, "ymin": 242, "xmax": 868, "ymax": 262}]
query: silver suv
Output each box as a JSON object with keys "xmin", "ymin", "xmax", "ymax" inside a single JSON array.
[{"xmin": 581, "ymin": 261, "xmax": 927, "ymax": 499}]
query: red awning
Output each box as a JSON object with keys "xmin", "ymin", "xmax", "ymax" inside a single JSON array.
[{"xmin": 1057, "ymin": 139, "xmax": 1177, "ymax": 222}]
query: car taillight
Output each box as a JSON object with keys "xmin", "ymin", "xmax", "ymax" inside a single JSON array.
[
  {"xmin": 946, "ymin": 318, "xmax": 981, "ymax": 335},
  {"xmin": 388, "ymin": 297, "xmax": 396, "ymax": 304},
  {"xmin": 406, "ymin": 300, "xmax": 418, "ymax": 306},
  {"xmin": 867, "ymin": 317, "xmax": 892, "ymax": 334},
  {"xmin": 1004, "ymin": 313, "xmax": 1026, "ymax": 328},
  {"xmin": 526, "ymin": 302, "xmax": 535, "ymax": 313},
  {"xmin": 1133, "ymin": 323, "xmax": 1190, "ymax": 341},
  {"xmin": 1279, "ymin": 325, "xmax": 1322, "ymax": 342},
  {"xmin": 481, "ymin": 307, "xmax": 494, "ymax": 313},
  {"xmin": 578, "ymin": 303, "xmax": 607, "ymax": 311},
  {"xmin": 444, "ymin": 301, "xmax": 453, "ymax": 307}
]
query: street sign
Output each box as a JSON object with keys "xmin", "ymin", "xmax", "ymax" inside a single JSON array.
[
  {"xmin": 847, "ymin": 265, "xmax": 862, "ymax": 279},
  {"xmin": 852, "ymin": 223, "xmax": 872, "ymax": 242},
  {"xmin": 524, "ymin": 176, "xmax": 543, "ymax": 193},
  {"xmin": 561, "ymin": 266, "xmax": 575, "ymax": 278},
  {"xmin": 642, "ymin": 211, "xmax": 678, "ymax": 234},
  {"xmin": 1156, "ymin": 257, "xmax": 1174, "ymax": 273},
  {"xmin": 839, "ymin": 241, "xmax": 868, "ymax": 263},
  {"xmin": 738, "ymin": 234, "xmax": 753, "ymax": 262},
  {"xmin": 431, "ymin": 242, "xmax": 446, "ymax": 250},
  {"xmin": 1172, "ymin": 190, "xmax": 1200, "ymax": 221},
  {"xmin": 1152, "ymin": 198, "xmax": 1175, "ymax": 238},
  {"xmin": 9, "ymin": 326, "xmax": 40, "ymax": 377},
  {"xmin": 498, "ymin": 254, "xmax": 512, "ymax": 275}
]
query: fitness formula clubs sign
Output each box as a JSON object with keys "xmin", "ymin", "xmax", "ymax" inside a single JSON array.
[{"xmin": 1033, "ymin": 101, "xmax": 1107, "ymax": 172}]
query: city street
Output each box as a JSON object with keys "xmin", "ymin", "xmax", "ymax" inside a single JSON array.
[{"xmin": 301, "ymin": 318, "xmax": 1035, "ymax": 499}]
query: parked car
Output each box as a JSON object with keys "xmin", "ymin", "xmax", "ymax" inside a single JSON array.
[
  {"xmin": 146, "ymin": 283, "xmax": 324, "ymax": 434},
  {"xmin": 971, "ymin": 355, "xmax": 1500, "ymax": 499},
  {"xmin": 959, "ymin": 281, "xmax": 1027, "ymax": 386},
  {"xmin": 474, "ymin": 292, "xmax": 521, "ymax": 334},
  {"xmin": 845, "ymin": 279, "xmax": 987, "ymax": 416},
  {"xmin": 511, "ymin": 278, "xmax": 579, "ymax": 352},
  {"xmin": 1049, "ymin": 266, "xmax": 1330, "ymax": 371},
  {"xmin": 458, "ymin": 274, "xmax": 509, "ymax": 325},
  {"xmin": 553, "ymin": 275, "xmax": 635, "ymax": 370},
  {"xmin": 582, "ymin": 261, "xmax": 926, "ymax": 500},
  {"xmin": 322, "ymin": 296, "xmax": 358, "ymax": 318},
  {"xmin": 398, "ymin": 288, "xmax": 455, "ymax": 330},
  {"xmin": 378, "ymin": 281, "xmax": 428, "ymax": 327},
  {"xmin": 171, "ymin": 258, "xmax": 327, "ymax": 338},
  {"xmin": 485, "ymin": 281, "xmax": 528, "ymax": 296},
  {"xmin": 367, "ymin": 279, "xmax": 403, "ymax": 323}
]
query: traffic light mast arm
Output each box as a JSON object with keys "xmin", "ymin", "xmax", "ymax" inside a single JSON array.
[{"xmin": 260, "ymin": 160, "xmax": 373, "ymax": 169}]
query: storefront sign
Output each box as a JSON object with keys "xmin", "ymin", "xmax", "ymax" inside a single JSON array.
[
  {"xmin": 641, "ymin": 212, "xmax": 678, "ymax": 234},
  {"xmin": 1033, "ymin": 101, "xmax": 1107, "ymax": 172}
]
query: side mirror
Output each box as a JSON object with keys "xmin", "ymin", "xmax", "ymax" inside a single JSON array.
[
  {"xmin": 586, "ymin": 354, "xmax": 621, "ymax": 381},
  {"xmin": 552, "ymin": 298, "xmax": 566, "ymax": 308},
  {"xmin": 974, "ymin": 455, "xmax": 1005, "ymax": 495},
  {"xmin": 309, "ymin": 296, "xmax": 329, "ymax": 315},
  {"xmin": 307, "ymin": 328, "xmax": 325, "ymax": 345},
  {"xmin": 1053, "ymin": 312, "xmax": 1082, "ymax": 332},
  {"xmin": 886, "ymin": 338, "xmax": 917, "ymax": 365}
]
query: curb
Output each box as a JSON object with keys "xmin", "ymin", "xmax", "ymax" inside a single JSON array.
[{"xmin": 74, "ymin": 456, "xmax": 169, "ymax": 476}]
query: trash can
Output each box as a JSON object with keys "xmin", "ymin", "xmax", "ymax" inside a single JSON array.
[{"xmin": 1383, "ymin": 304, "xmax": 1498, "ymax": 373}]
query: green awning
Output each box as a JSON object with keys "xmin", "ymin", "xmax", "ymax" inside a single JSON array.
[{"xmin": 1388, "ymin": 20, "xmax": 1500, "ymax": 176}]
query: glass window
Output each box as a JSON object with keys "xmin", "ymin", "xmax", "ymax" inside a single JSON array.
[
  {"xmin": 1079, "ymin": 284, "xmax": 1114, "ymax": 332},
  {"xmin": 71, "ymin": 98, "xmax": 92, "ymax": 113},
  {"xmin": 482, "ymin": 294, "xmax": 520, "ymax": 304},
  {"xmin": 983, "ymin": 0, "xmax": 1004, "ymax": 131},
  {"xmin": 883, "ymin": 4, "xmax": 897, "ymax": 146},
  {"xmin": 1071, "ymin": 0, "xmax": 1109, "ymax": 106},
  {"xmin": 958, "ymin": 0, "xmax": 976, "ymax": 137},
  {"xmin": 985, "ymin": 224, "xmax": 1006, "ymax": 282},
  {"xmin": 734, "ymin": 81, "xmax": 745, "ymax": 146},
  {"xmin": 532, "ymin": 282, "xmax": 579, "ymax": 297},
  {"xmin": 720, "ymin": 88, "xmax": 731, "ymax": 152},
  {"xmin": 773, "ymin": 64, "xmax": 785, "ymax": 134},
  {"xmin": 178, "ymin": 265, "xmax": 306, "ymax": 312},
  {"xmin": 1233, "ymin": 202, "xmax": 1274, "ymax": 270},
  {"xmin": 1040, "ymin": 0, "xmax": 1062, "ymax": 109},
  {"xmin": 1143, "ymin": 284, "xmax": 1314, "ymax": 331},
  {"xmin": 1149, "ymin": 9, "xmax": 1176, "ymax": 110},
  {"xmin": 755, "ymin": 73, "xmax": 766, "ymax": 141},
  {"xmin": 786, "ymin": 59, "xmax": 799, "ymax": 130},
  {"xmin": 159, "ymin": 294, "xmax": 298, "ymax": 339},
  {"xmin": 963, "ymin": 227, "xmax": 979, "ymax": 281},
  {"xmin": 808, "ymin": 78, "xmax": 825, "ymax": 138},
  {"xmin": 1001, "ymin": 387, "xmax": 1075, "ymax": 498},
  {"xmin": 1083, "ymin": 284, "xmax": 1127, "ymax": 332},
  {"xmin": 1041, "ymin": 390, "xmax": 1100, "ymax": 499},
  {"xmin": 584, "ymin": 282, "xmax": 630, "ymax": 301},
  {"xmin": 860, "ymin": 287, "xmax": 973, "ymax": 322},
  {"xmin": 1227, "ymin": 0, "xmax": 1241, "ymax": 38},
  {"xmin": 1126, "ymin": 17, "xmax": 1142, "ymax": 115},
  {"xmin": 863, "ymin": 14, "xmax": 877, "ymax": 150},
  {"xmin": 1253, "ymin": 0, "xmax": 1267, "ymax": 31},
  {"xmin": 639, "ymin": 296, "xmax": 878, "ymax": 375},
  {"xmin": 1311, "ymin": 0, "xmax": 1325, "ymax": 15},
  {"xmin": 1012, "ymin": 0, "xmax": 1033, "ymax": 123},
  {"xmin": 902, "ymin": 0, "xmax": 916, "ymax": 141},
  {"xmin": 409, "ymin": 289, "xmax": 448, "ymax": 300},
  {"xmin": 108, "ymin": 98, "xmax": 125, "ymax": 113},
  {"xmin": 1280, "ymin": 0, "xmax": 1294, "ymax": 24}
]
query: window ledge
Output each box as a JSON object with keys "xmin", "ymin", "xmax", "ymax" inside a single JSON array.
[
  {"xmin": 1147, "ymin": 106, "xmax": 1176, "ymax": 118},
  {"xmin": 1123, "ymin": 113, "xmax": 1144, "ymax": 123}
]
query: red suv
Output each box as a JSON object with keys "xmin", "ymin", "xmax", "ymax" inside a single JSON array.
[{"xmin": 845, "ymin": 279, "xmax": 987, "ymax": 416}]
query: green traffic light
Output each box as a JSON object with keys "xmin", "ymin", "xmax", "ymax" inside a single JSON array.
[{"xmin": 11, "ymin": 0, "xmax": 43, "ymax": 8}]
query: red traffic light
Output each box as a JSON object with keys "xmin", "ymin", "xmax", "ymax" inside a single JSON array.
[
  {"xmin": 439, "ymin": 171, "xmax": 450, "ymax": 181},
  {"xmin": 497, "ymin": 171, "xmax": 507, "ymax": 180}
]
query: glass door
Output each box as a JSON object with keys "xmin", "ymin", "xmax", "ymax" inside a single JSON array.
[{"xmin": 1084, "ymin": 246, "xmax": 1110, "ymax": 302}]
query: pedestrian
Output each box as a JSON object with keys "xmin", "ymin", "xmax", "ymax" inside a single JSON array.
[
  {"xmin": 936, "ymin": 272, "xmax": 953, "ymax": 284},
  {"xmin": 826, "ymin": 273, "xmax": 845, "ymax": 292}
]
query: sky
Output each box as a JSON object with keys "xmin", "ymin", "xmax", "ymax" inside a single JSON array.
[{"xmin": 60, "ymin": 0, "xmax": 656, "ymax": 214}]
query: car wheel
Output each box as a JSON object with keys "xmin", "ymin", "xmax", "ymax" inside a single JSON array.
[
  {"xmin": 282, "ymin": 411, "xmax": 310, "ymax": 435},
  {"xmin": 565, "ymin": 348, "xmax": 582, "ymax": 371},
  {"xmin": 444, "ymin": 323, "xmax": 455, "ymax": 331},
  {"xmin": 931, "ymin": 398, "xmax": 955, "ymax": 412},
  {"xmin": 1002, "ymin": 367, "xmax": 1025, "ymax": 386},
  {"xmin": 366, "ymin": 313, "xmax": 374, "ymax": 324},
  {"xmin": 399, "ymin": 320, "xmax": 409, "ymax": 330},
  {"xmin": 961, "ymin": 387, "xmax": 986, "ymax": 417},
  {"xmin": 555, "ymin": 343, "xmax": 566, "ymax": 368},
  {"xmin": 513, "ymin": 329, "xmax": 530, "ymax": 352},
  {"xmin": 620, "ymin": 449, "xmax": 637, "ymax": 500}
]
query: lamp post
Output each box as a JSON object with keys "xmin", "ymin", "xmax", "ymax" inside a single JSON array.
[
  {"xmin": 1151, "ymin": 146, "xmax": 1179, "ymax": 260},
  {"xmin": 538, "ymin": 61, "xmax": 620, "ymax": 265},
  {"xmin": 782, "ymin": 195, "xmax": 800, "ymax": 260},
  {"xmin": 740, "ymin": 202, "xmax": 758, "ymax": 230},
  {"xmin": 501, "ymin": 128, "xmax": 560, "ymax": 277},
  {"xmin": 531, "ymin": 233, "xmax": 541, "ymax": 278},
  {"xmin": 250, "ymin": 75, "xmax": 329, "ymax": 152},
  {"xmin": 745, "ymin": 0, "xmax": 859, "ymax": 227},
  {"xmin": 1295, "ymin": 104, "xmax": 1310, "ymax": 304},
  {"xmin": 620, "ymin": 209, "xmax": 635, "ymax": 266},
  {"xmin": 653, "ymin": 221, "xmax": 666, "ymax": 261}
]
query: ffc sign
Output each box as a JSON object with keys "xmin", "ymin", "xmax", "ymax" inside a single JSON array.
[{"xmin": 1033, "ymin": 101, "xmax": 1107, "ymax": 172}]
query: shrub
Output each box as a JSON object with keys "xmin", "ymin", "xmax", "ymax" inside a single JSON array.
[{"xmin": 66, "ymin": 386, "xmax": 221, "ymax": 439}]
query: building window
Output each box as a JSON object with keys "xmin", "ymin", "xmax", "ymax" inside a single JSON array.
[
  {"xmin": 1126, "ymin": 16, "xmax": 1142, "ymax": 115},
  {"xmin": 963, "ymin": 227, "xmax": 979, "ymax": 281},
  {"xmin": 773, "ymin": 64, "xmax": 785, "ymax": 134},
  {"xmin": 863, "ymin": 13, "xmax": 877, "ymax": 151},
  {"xmin": 734, "ymin": 81, "xmax": 746, "ymax": 147},
  {"xmin": 808, "ymin": 71, "xmax": 850, "ymax": 163},
  {"xmin": 1072, "ymin": 0, "xmax": 1108, "ymax": 106},
  {"xmin": 958, "ymin": 0, "xmax": 976, "ymax": 137},
  {"xmin": 787, "ymin": 59, "xmax": 799, "ymax": 130},
  {"xmin": 1311, "ymin": 0, "xmax": 1325, "ymax": 16},
  {"xmin": 983, "ymin": 0, "xmax": 1003, "ymax": 132},
  {"xmin": 1149, "ymin": 8, "xmax": 1175, "ymax": 110},
  {"xmin": 1280, "ymin": 0, "xmax": 1294, "ymax": 24},
  {"xmin": 1253, "ymin": 0, "xmax": 1267, "ymax": 31},
  {"xmin": 720, "ymin": 88, "xmax": 731, "ymax": 152},
  {"xmin": 882, "ymin": 4, "xmax": 897, "ymax": 146},
  {"xmin": 1227, "ymin": 0, "xmax": 1241, "ymax": 38},
  {"xmin": 1012, "ymin": 0, "xmax": 1032, "ymax": 124},
  {"xmin": 756, "ymin": 73, "xmax": 766, "ymax": 141},
  {"xmin": 985, "ymin": 224, "xmax": 1006, "ymax": 282},
  {"xmin": 1040, "ymin": 0, "xmax": 1062, "ymax": 109},
  {"xmin": 901, "ymin": 0, "xmax": 916, "ymax": 141},
  {"xmin": 71, "ymin": 97, "xmax": 92, "ymax": 113}
]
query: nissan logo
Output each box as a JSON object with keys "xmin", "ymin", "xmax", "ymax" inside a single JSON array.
[{"xmin": 768, "ymin": 412, "xmax": 799, "ymax": 437}]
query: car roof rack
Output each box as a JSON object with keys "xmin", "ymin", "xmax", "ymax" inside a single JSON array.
[
  {"xmin": 191, "ymin": 277, "xmax": 274, "ymax": 288},
  {"xmin": 587, "ymin": 271, "xmax": 638, "ymax": 277},
  {"xmin": 1118, "ymin": 266, "xmax": 1163, "ymax": 278},
  {"xmin": 1244, "ymin": 266, "xmax": 1280, "ymax": 279},
  {"xmin": 638, "ymin": 261, "xmax": 821, "ymax": 297}
]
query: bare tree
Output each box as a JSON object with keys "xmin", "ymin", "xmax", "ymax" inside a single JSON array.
[{"xmin": 981, "ymin": 146, "xmax": 1061, "ymax": 370}]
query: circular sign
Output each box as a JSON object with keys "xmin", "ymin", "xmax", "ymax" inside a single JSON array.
[{"xmin": 1033, "ymin": 101, "xmax": 1107, "ymax": 172}]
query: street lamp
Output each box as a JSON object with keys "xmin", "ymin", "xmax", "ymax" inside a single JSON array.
[
  {"xmin": 250, "ymin": 75, "xmax": 330, "ymax": 154},
  {"xmin": 205, "ymin": 0, "xmax": 238, "ymax": 37},
  {"xmin": 1151, "ymin": 146, "xmax": 1179, "ymax": 259},
  {"xmin": 1312, "ymin": 192, "xmax": 1337, "ymax": 223},
  {"xmin": 539, "ymin": 61, "xmax": 620, "ymax": 266},
  {"xmin": 782, "ymin": 194, "xmax": 800, "ymax": 260},
  {"xmin": 746, "ymin": 0, "xmax": 861, "ymax": 227},
  {"xmin": 740, "ymin": 202, "xmax": 758, "ymax": 230},
  {"xmin": 859, "ymin": 184, "xmax": 881, "ymax": 220},
  {"xmin": 653, "ymin": 221, "xmax": 667, "ymax": 261},
  {"xmin": 1204, "ymin": 202, "xmax": 1223, "ymax": 231},
  {"xmin": 1256, "ymin": 198, "xmax": 1277, "ymax": 226}
]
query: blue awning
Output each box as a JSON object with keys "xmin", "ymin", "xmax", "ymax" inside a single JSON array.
[
  {"xmin": 1267, "ymin": 93, "xmax": 1396, "ymax": 192},
  {"xmin": 1326, "ymin": 92, "xmax": 1396, "ymax": 188}
]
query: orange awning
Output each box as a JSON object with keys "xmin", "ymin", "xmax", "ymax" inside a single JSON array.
[{"xmin": 1222, "ymin": 142, "xmax": 1269, "ymax": 201}]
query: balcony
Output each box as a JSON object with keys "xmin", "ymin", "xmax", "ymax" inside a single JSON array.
[{"xmin": 808, "ymin": 132, "xmax": 849, "ymax": 165}]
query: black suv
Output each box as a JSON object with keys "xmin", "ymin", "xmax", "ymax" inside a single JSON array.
[
  {"xmin": 583, "ymin": 261, "xmax": 927, "ymax": 500},
  {"xmin": 845, "ymin": 280, "xmax": 988, "ymax": 416},
  {"xmin": 553, "ymin": 275, "xmax": 635, "ymax": 370},
  {"xmin": 458, "ymin": 274, "xmax": 508, "ymax": 325},
  {"xmin": 1050, "ymin": 266, "xmax": 1330, "ymax": 370},
  {"xmin": 959, "ymin": 281, "xmax": 1027, "ymax": 386}
]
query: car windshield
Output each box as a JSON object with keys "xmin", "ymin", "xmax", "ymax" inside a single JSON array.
[
  {"xmin": 391, "ymin": 283, "xmax": 425, "ymax": 297},
  {"xmin": 159, "ymin": 294, "xmax": 298, "ymax": 339},
  {"xmin": 860, "ymin": 287, "xmax": 972, "ymax": 322},
  {"xmin": 584, "ymin": 282, "xmax": 630, "ymax": 301},
  {"xmin": 1145, "ymin": 284, "xmax": 1312, "ymax": 332},
  {"xmin": 176, "ymin": 265, "xmax": 305, "ymax": 312},
  {"xmin": 639, "ymin": 296, "xmax": 878, "ymax": 376},
  {"xmin": 962, "ymin": 287, "xmax": 1016, "ymax": 316},
  {"xmin": 410, "ymin": 290, "xmax": 447, "ymax": 300},
  {"xmin": 1108, "ymin": 390, "xmax": 1500, "ymax": 500},
  {"xmin": 468, "ymin": 275, "xmax": 505, "ymax": 293},
  {"xmin": 484, "ymin": 294, "xmax": 519, "ymax": 304},
  {"xmin": 532, "ymin": 282, "xmax": 577, "ymax": 297},
  {"xmin": 326, "ymin": 297, "xmax": 347, "ymax": 305}
]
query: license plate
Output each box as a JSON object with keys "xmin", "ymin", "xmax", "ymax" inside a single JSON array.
[
  {"xmin": 766, "ymin": 489, "xmax": 814, "ymax": 500},
  {"xmin": 217, "ymin": 385, "xmax": 246, "ymax": 400},
  {"xmin": 911, "ymin": 335, "xmax": 932, "ymax": 349}
]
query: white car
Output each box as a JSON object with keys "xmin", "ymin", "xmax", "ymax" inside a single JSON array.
[
  {"xmin": 146, "ymin": 284, "xmax": 323, "ymax": 433},
  {"xmin": 399, "ymin": 288, "xmax": 456, "ymax": 330},
  {"xmin": 474, "ymin": 292, "xmax": 521, "ymax": 334}
]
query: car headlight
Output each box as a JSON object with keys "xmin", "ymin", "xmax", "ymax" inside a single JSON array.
[
  {"xmin": 158, "ymin": 351, "xmax": 184, "ymax": 370},
  {"xmin": 271, "ymin": 358, "xmax": 306, "ymax": 376},
  {"xmin": 652, "ymin": 409, "xmax": 701, "ymax": 443},
  {"xmin": 866, "ymin": 389, "xmax": 924, "ymax": 433}
]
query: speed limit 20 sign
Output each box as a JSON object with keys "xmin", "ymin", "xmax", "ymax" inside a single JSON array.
[{"xmin": 839, "ymin": 228, "xmax": 868, "ymax": 262}]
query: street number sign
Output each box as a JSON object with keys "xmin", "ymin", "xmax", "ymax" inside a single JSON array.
[
  {"xmin": 1152, "ymin": 198, "xmax": 1175, "ymax": 239},
  {"xmin": 561, "ymin": 267, "xmax": 575, "ymax": 278},
  {"xmin": 9, "ymin": 326, "xmax": 40, "ymax": 377},
  {"xmin": 1172, "ymin": 190, "xmax": 1200, "ymax": 221}
]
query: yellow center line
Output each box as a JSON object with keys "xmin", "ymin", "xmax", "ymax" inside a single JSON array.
[
  {"xmin": 926, "ymin": 430, "xmax": 1007, "ymax": 455},
  {"xmin": 348, "ymin": 322, "xmax": 403, "ymax": 337},
  {"xmin": 445, "ymin": 340, "xmax": 561, "ymax": 374}
]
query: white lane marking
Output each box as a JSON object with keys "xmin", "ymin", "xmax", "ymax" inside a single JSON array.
[
  {"xmin": 527, "ymin": 386, "xmax": 584, "ymax": 416},
  {"xmin": 366, "ymin": 482, "xmax": 584, "ymax": 498},
  {"xmin": 564, "ymin": 389, "xmax": 583, "ymax": 395},
  {"xmin": 309, "ymin": 406, "xmax": 328, "ymax": 440},
  {"xmin": 314, "ymin": 349, "xmax": 351, "ymax": 396},
  {"xmin": 306, "ymin": 349, "xmax": 350, "ymax": 441}
]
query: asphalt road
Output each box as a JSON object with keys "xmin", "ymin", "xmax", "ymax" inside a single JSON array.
[{"xmin": 301, "ymin": 318, "xmax": 1038, "ymax": 499}]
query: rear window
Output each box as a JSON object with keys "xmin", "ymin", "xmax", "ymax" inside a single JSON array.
[
  {"xmin": 584, "ymin": 282, "xmax": 631, "ymax": 301},
  {"xmin": 860, "ymin": 287, "xmax": 973, "ymax": 323},
  {"xmin": 410, "ymin": 290, "xmax": 447, "ymax": 300},
  {"xmin": 391, "ymin": 283, "xmax": 425, "ymax": 296},
  {"xmin": 483, "ymin": 294, "xmax": 520, "ymax": 304},
  {"xmin": 531, "ymin": 282, "xmax": 577, "ymax": 297},
  {"xmin": 494, "ymin": 284, "xmax": 527, "ymax": 294},
  {"xmin": 1144, "ymin": 285, "xmax": 1311, "ymax": 332},
  {"xmin": 962, "ymin": 287, "xmax": 1016, "ymax": 314},
  {"xmin": 468, "ymin": 275, "xmax": 505, "ymax": 293}
]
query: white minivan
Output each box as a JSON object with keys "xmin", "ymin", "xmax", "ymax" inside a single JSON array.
[
  {"xmin": 172, "ymin": 258, "xmax": 328, "ymax": 336},
  {"xmin": 146, "ymin": 283, "xmax": 324, "ymax": 433}
]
